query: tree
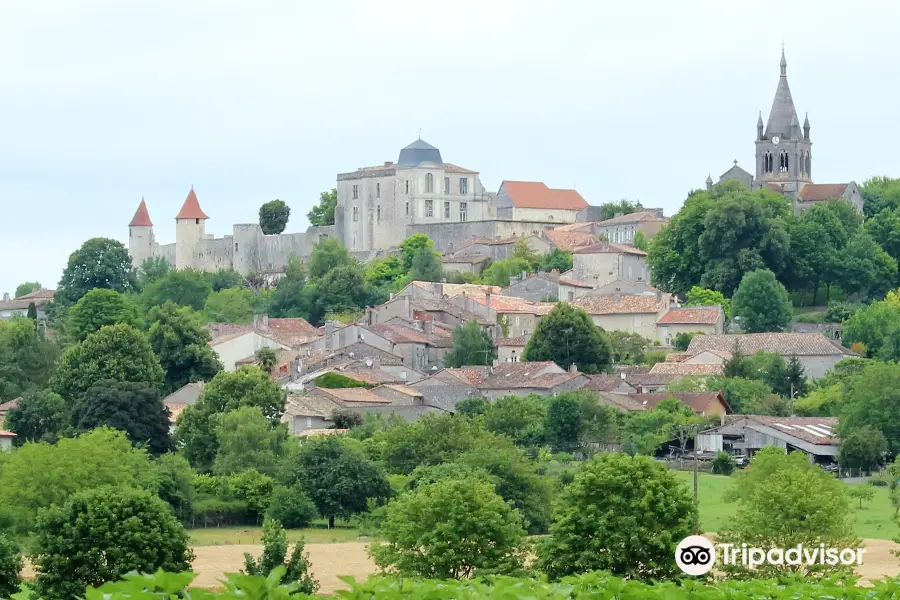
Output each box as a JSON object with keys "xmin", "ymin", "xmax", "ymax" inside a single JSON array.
[
  {"xmin": 71, "ymin": 379, "xmax": 172, "ymax": 455},
  {"xmin": 607, "ymin": 330, "xmax": 652, "ymax": 364},
  {"xmin": 258, "ymin": 199, "xmax": 291, "ymax": 235},
  {"xmin": 55, "ymin": 238, "xmax": 137, "ymax": 307},
  {"xmin": 5, "ymin": 389, "xmax": 68, "ymax": 445},
  {"xmin": 843, "ymin": 299, "xmax": 900, "ymax": 358},
  {"xmin": 307, "ymin": 188, "xmax": 337, "ymax": 227},
  {"xmin": 0, "ymin": 318, "xmax": 59, "ymax": 401},
  {"xmin": 213, "ymin": 406, "xmax": 287, "ymax": 476},
  {"xmin": 14, "ymin": 282, "xmax": 41, "ymax": 299},
  {"xmin": 478, "ymin": 258, "xmax": 530, "ymax": 287},
  {"xmin": 267, "ymin": 256, "xmax": 312, "ymax": 318},
  {"xmin": 154, "ymin": 453, "xmax": 196, "ymax": 524},
  {"xmin": 861, "ymin": 175, "xmax": 900, "ymax": 218},
  {"xmin": 141, "ymin": 268, "xmax": 213, "ymax": 311},
  {"xmin": 243, "ymin": 519, "xmax": 318, "ymax": 595},
  {"xmin": 785, "ymin": 355, "xmax": 809, "ymax": 399},
  {"xmin": 674, "ymin": 331, "xmax": 697, "ymax": 351},
  {"xmin": 632, "ymin": 231, "xmax": 648, "ymax": 251},
  {"xmin": 379, "ymin": 414, "xmax": 496, "ymax": 474},
  {"xmin": 137, "ymin": 256, "xmax": 171, "ymax": 286},
  {"xmin": 537, "ymin": 452, "xmax": 698, "ymax": 580},
  {"xmin": 511, "ymin": 238, "xmax": 540, "ymax": 269},
  {"xmin": 409, "ymin": 247, "xmax": 442, "ymax": 282},
  {"xmin": 283, "ymin": 436, "xmax": 390, "ymax": 528},
  {"xmin": 266, "ymin": 485, "xmax": 318, "ymax": 529},
  {"xmin": 838, "ymin": 426, "xmax": 887, "ymax": 471},
  {"xmin": 67, "ymin": 288, "xmax": 141, "ymax": 341},
  {"xmin": 399, "ymin": 234, "xmax": 436, "ymax": 272},
  {"xmin": 523, "ymin": 303, "xmax": 612, "ymax": 373},
  {"xmin": 833, "ymin": 232, "xmax": 898, "ymax": 299},
  {"xmin": 731, "ymin": 268, "xmax": 792, "ymax": 333},
  {"xmin": 443, "ymin": 321, "xmax": 494, "ymax": 367},
  {"xmin": 308, "ymin": 238, "xmax": 353, "ymax": 279},
  {"xmin": 146, "ymin": 302, "xmax": 223, "ymax": 394},
  {"xmin": 483, "ymin": 394, "xmax": 546, "ymax": 448},
  {"xmin": 544, "ymin": 393, "xmax": 585, "ymax": 454},
  {"xmin": 176, "ymin": 366, "xmax": 285, "ymax": 472},
  {"xmin": 51, "ymin": 324, "xmax": 164, "ymax": 403},
  {"xmin": 30, "ymin": 487, "xmax": 194, "ymax": 600},
  {"xmin": 208, "ymin": 269, "xmax": 247, "ymax": 291},
  {"xmin": 867, "ymin": 207, "xmax": 900, "ymax": 283},
  {"xmin": 204, "ymin": 287, "xmax": 256, "ymax": 323},
  {"xmin": 0, "ymin": 428, "xmax": 157, "ymax": 533},
  {"xmin": 25, "ymin": 302, "xmax": 37, "ymax": 320},
  {"xmin": 712, "ymin": 451, "xmax": 736, "ymax": 475},
  {"xmin": 256, "ymin": 347, "xmax": 278, "ymax": 371},
  {"xmin": 365, "ymin": 256, "xmax": 405, "ymax": 290},
  {"xmin": 599, "ymin": 199, "xmax": 643, "ymax": 221},
  {"xmin": 685, "ymin": 285, "xmax": 730, "ymax": 317},
  {"xmin": 370, "ymin": 478, "xmax": 526, "ymax": 578},
  {"xmin": 539, "ymin": 248, "xmax": 573, "ymax": 272},
  {"xmin": 647, "ymin": 189, "xmax": 715, "ymax": 295},
  {"xmin": 838, "ymin": 362, "xmax": 900, "ymax": 454},
  {"xmin": 313, "ymin": 264, "xmax": 371, "ymax": 319},
  {"xmin": 0, "ymin": 534, "xmax": 22, "ymax": 599},
  {"xmin": 848, "ymin": 486, "xmax": 875, "ymax": 510},
  {"xmin": 717, "ymin": 447, "xmax": 858, "ymax": 576}
]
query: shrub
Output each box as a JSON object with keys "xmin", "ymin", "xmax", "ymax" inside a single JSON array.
[
  {"xmin": 314, "ymin": 372, "xmax": 371, "ymax": 389},
  {"xmin": 825, "ymin": 301, "xmax": 856, "ymax": 323},
  {"xmin": 0, "ymin": 534, "xmax": 22, "ymax": 599},
  {"xmin": 30, "ymin": 487, "xmax": 193, "ymax": 600},
  {"xmin": 266, "ymin": 485, "xmax": 318, "ymax": 529},
  {"xmin": 711, "ymin": 451, "xmax": 736, "ymax": 476},
  {"xmin": 243, "ymin": 518, "xmax": 318, "ymax": 595}
]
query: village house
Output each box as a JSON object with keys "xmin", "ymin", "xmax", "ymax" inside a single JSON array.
[
  {"xmin": 440, "ymin": 361, "xmax": 588, "ymax": 399},
  {"xmin": 542, "ymin": 227, "xmax": 599, "ymax": 253},
  {"xmin": 451, "ymin": 292, "xmax": 555, "ymax": 339},
  {"xmin": 594, "ymin": 211, "xmax": 669, "ymax": 244},
  {"xmin": 597, "ymin": 391, "xmax": 731, "ymax": 419},
  {"xmin": 0, "ymin": 289, "xmax": 55, "ymax": 322},
  {"xmin": 697, "ymin": 416, "xmax": 838, "ymax": 464},
  {"xmin": 161, "ymin": 381, "xmax": 205, "ymax": 432},
  {"xmin": 408, "ymin": 369, "xmax": 485, "ymax": 412},
  {"xmin": 570, "ymin": 293, "xmax": 672, "ymax": 341},
  {"xmin": 0, "ymin": 431, "xmax": 14, "ymax": 451},
  {"xmin": 206, "ymin": 316, "xmax": 323, "ymax": 372},
  {"xmin": 502, "ymin": 270, "xmax": 593, "ymax": 303},
  {"xmin": 571, "ymin": 242, "xmax": 650, "ymax": 289},
  {"xmin": 494, "ymin": 181, "xmax": 589, "ymax": 223},
  {"xmin": 495, "ymin": 335, "xmax": 529, "ymax": 363},
  {"xmin": 655, "ymin": 306, "xmax": 725, "ymax": 345}
]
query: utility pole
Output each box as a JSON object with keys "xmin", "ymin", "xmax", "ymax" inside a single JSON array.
[{"xmin": 693, "ymin": 426, "xmax": 699, "ymax": 500}]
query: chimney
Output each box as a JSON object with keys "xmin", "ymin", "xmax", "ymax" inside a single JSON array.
[
  {"xmin": 569, "ymin": 363, "xmax": 578, "ymax": 373},
  {"xmin": 422, "ymin": 320, "xmax": 433, "ymax": 334},
  {"xmin": 485, "ymin": 290, "xmax": 492, "ymax": 310},
  {"xmin": 615, "ymin": 292, "xmax": 622, "ymax": 303},
  {"xmin": 373, "ymin": 357, "xmax": 382, "ymax": 370}
]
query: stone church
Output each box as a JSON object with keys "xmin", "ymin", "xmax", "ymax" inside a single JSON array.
[{"xmin": 707, "ymin": 50, "xmax": 863, "ymax": 214}]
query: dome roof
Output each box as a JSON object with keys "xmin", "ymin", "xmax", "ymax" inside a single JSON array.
[{"xmin": 397, "ymin": 139, "xmax": 443, "ymax": 167}]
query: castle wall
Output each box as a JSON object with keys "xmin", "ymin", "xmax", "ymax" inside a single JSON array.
[
  {"xmin": 406, "ymin": 220, "xmax": 560, "ymax": 253},
  {"xmin": 175, "ymin": 219, "xmax": 206, "ymax": 269},
  {"xmin": 128, "ymin": 226, "xmax": 155, "ymax": 267},
  {"xmin": 156, "ymin": 243, "xmax": 177, "ymax": 266},
  {"xmin": 259, "ymin": 226, "xmax": 334, "ymax": 272},
  {"xmin": 194, "ymin": 236, "xmax": 234, "ymax": 271}
]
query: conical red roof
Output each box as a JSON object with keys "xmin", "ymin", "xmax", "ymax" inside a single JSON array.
[
  {"xmin": 175, "ymin": 188, "xmax": 209, "ymax": 220},
  {"xmin": 129, "ymin": 199, "xmax": 153, "ymax": 227}
]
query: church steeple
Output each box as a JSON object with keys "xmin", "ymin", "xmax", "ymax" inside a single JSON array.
[
  {"xmin": 764, "ymin": 49, "xmax": 799, "ymax": 139},
  {"xmin": 803, "ymin": 112, "xmax": 810, "ymax": 140},
  {"xmin": 780, "ymin": 47, "xmax": 787, "ymax": 76}
]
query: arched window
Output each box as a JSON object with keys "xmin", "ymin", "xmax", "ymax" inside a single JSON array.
[
  {"xmin": 425, "ymin": 173, "xmax": 434, "ymax": 193},
  {"xmin": 780, "ymin": 151, "xmax": 789, "ymax": 173},
  {"xmin": 764, "ymin": 151, "xmax": 773, "ymax": 173},
  {"xmin": 805, "ymin": 153, "xmax": 811, "ymax": 177}
]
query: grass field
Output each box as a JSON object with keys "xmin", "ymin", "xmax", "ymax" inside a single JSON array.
[
  {"xmin": 672, "ymin": 471, "xmax": 899, "ymax": 540},
  {"xmin": 189, "ymin": 520, "xmax": 362, "ymax": 546}
]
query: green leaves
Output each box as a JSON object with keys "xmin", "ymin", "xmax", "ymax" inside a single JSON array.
[
  {"xmin": 259, "ymin": 200, "xmax": 291, "ymax": 235},
  {"xmin": 731, "ymin": 268, "xmax": 792, "ymax": 333},
  {"xmin": 522, "ymin": 303, "xmax": 612, "ymax": 373}
]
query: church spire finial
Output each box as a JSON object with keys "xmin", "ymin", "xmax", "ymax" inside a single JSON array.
[{"xmin": 780, "ymin": 44, "xmax": 787, "ymax": 77}]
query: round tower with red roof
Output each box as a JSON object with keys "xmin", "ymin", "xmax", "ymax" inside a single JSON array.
[
  {"xmin": 175, "ymin": 187, "xmax": 209, "ymax": 269},
  {"xmin": 128, "ymin": 198, "xmax": 156, "ymax": 267}
]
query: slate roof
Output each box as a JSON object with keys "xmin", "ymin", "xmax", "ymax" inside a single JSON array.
[
  {"xmin": 573, "ymin": 242, "xmax": 647, "ymax": 256},
  {"xmin": 686, "ymin": 333, "xmax": 853, "ymax": 357},
  {"xmin": 337, "ymin": 368, "xmax": 407, "ymax": 385},
  {"xmin": 571, "ymin": 294, "xmax": 668, "ymax": 315},
  {"xmin": 657, "ymin": 306, "xmax": 722, "ymax": 325},
  {"xmin": 764, "ymin": 50, "xmax": 800, "ymax": 138},
  {"xmin": 597, "ymin": 211, "xmax": 668, "ymax": 226},
  {"xmin": 501, "ymin": 181, "xmax": 588, "ymax": 210},
  {"xmin": 175, "ymin": 188, "xmax": 208, "ymax": 220},
  {"xmin": 366, "ymin": 322, "xmax": 452, "ymax": 347},
  {"xmin": 798, "ymin": 183, "xmax": 850, "ymax": 202},
  {"xmin": 648, "ymin": 362, "xmax": 725, "ymax": 376}
]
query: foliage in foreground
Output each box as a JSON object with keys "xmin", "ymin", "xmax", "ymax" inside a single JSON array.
[{"xmin": 89, "ymin": 569, "xmax": 900, "ymax": 600}]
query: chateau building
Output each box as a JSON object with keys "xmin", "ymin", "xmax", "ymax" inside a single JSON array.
[{"xmin": 708, "ymin": 50, "xmax": 863, "ymax": 214}]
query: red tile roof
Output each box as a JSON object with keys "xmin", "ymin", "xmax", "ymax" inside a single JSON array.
[
  {"xmin": 798, "ymin": 183, "xmax": 850, "ymax": 202},
  {"xmin": 0, "ymin": 399, "xmax": 19, "ymax": 412},
  {"xmin": 129, "ymin": 199, "xmax": 153, "ymax": 227},
  {"xmin": 686, "ymin": 333, "xmax": 853, "ymax": 357},
  {"xmin": 629, "ymin": 392, "xmax": 731, "ymax": 414},
  {"xmin": 648, "ymin": 362, "xmax": 724, "ymax": 376},
  {"xmin": 495, "ymin": 335, "xmax": 529, "ymax": 347},
  {"xmin": 598, "ymin": 211, "xmax": 668, "ymax": 225},
  {"xmin": 501, "ymin": 181, "xmax": 588, "ymax": 210},
  {"xmin": 657, "ymin": 306, "xmax": 722, "ymax": 325},
  {"xmin": 0, "ymin": 431, "xmax": 16, "ymax": 438},
  {"xmin": 175, "ymin": 188, "xmax": 209, "ymax": 220},
  {"xmin": 571, "ymin": 293, "xmax": 669, "ymax": 315},
  {"xmin": 573, "ymin": 242, "xmax": 647, "ymax": 256},
  {"xmin": 544, "ymin": 229, "xmax": 597, "ymax": 252}
]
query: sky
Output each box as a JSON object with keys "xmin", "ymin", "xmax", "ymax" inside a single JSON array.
[{"xmin": 2, "ymin": 0, "xmax": 899, "ymax": 295}]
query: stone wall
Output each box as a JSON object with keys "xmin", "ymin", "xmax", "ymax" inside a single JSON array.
[{"xmin": 407, "ymin": 220, "xmax": 559, "ymax": 253}]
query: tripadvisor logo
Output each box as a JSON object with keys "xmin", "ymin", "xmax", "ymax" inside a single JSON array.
[{"xmin": 675, "ymin": 535, "xmax": 866, "ymax": 576}]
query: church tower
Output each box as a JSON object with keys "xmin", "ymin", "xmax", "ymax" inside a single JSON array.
[
  {"xmin": 128, "ymin": 198, "xmax": 155, "ymax": 268},
  {"xmin": 175, "ymin": 188, "xmax": 209, "ymax": 269},
  {"xmin": 755, "ymin": 49, "xmax": 812, "ymax": 199}
]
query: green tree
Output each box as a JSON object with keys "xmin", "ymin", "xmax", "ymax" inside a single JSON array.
[
  {"xmin": 154, "ymin": 453, "xmax": 196, "ymax": 524},
  {"xmin": 848, "ymin": 486, "xmax": 875, "ymax": 509},
  {"xmin": 833, "ymin": 232, "xmax": 898, "ymax": 299},
  {"xmin": 379, "ymin": 413, "xmax": 498, "ymax": 475},
  {"xmin": 0, "ymin": 534, "xmax": 22, "ymax": 599},
  {"xmin": 786, "ymin": 209, "xmax": 840, "ymax": 303},
  {"xmin": 204, "ymin": 287, "xmax": 256, "ymax": 323},
  {"xmin": 599, "ymin": 199, "xmax": 643, "ymax": 221},
  {"xmin": 67, "ymin": 288, "xmax": 141, "ymax": 341},
  {"xmin": 409, "ymin": 247, "xmax": 442, "ymax": 282},
  {"xmin": 398, "ymin": 234, "xmax": 436, "ymax": 272},
  {"xmin": 176, "ymin": 366, "xmax": 286, "ymax": 472},
  {"xmin": 843, "ymin": 299, "xmax": 900, "ymax": 358},
  {"xmin": 544, "ymin": 393, "xmax": 585, "ymax": 454},
  {"xmin": 607, "ymin": 330, "xmax": 652, "ymax": 364},
  {"xmin": 25, "ymin": 303, "xmax": 37, "ymax": 320},
  {"xmin": 443, "ymin": 321, "xmax": 494, "ymax": 367},
  {"xmin": 267, "ymin": 256, "xmax": 312, "ymax": 318},
  {"xmin": 71, "ymin": 379, "xmax": 172, "ymax": 456},
  {"xmin": 731, "ymin": 268, "xmax": 792, "ymax": 332},
  {"xmin": 510, "ymin": 238, "xmax": 540, "ymax": 269},
  {"xmin": 141, "ymin": 268, "xmax": 213, "ymax": 311},
  {"xmin": 308, "ymin": 238, "xmax": 353, "ymax": 279},
  {"xmin": 243, "ymin": 519, "xmax": 318, "ymax": 595},
  {"xmin": 685, "ymin": 285, "xmax": 730, "ymax": 317},
  {"xmin": 30, "ymin": 487, "xmax": 194, "ymax": 600},
  {"xmin": 146, "ymin": 302, "xmax": 223, "ymax": 394},
  {"xmin": 283, "ymin": 436, "xmax": 391, "ymax": 528},
  {"xmin": 258, "ymin": 199, "xmax": 291, "ymax": 235},
  {"xmin": 632, "ymin": 231, "xmax": 648, "ymax": 251},
  {"xmin": 266, "ymin": 485, "xmax": 318, "ymax": 529},
  {"xmin": 839, "ymin": 361, "xmax": 900, "ymax": 454},
  {"xmin": 838, "ymin": 426, "xmax": 887, "ymax": 471},
  {"xmin": 256, "ymin": 347, "xmax": 278, "ymax": 371},
  {"xmin": 364, "ymin": 256, "xmax": 405, "ymax": 289},
  {"xmin": 867, "ymin": 207, "xmax": 900, "ymax": 283},
  {"xmin": 483, "ymin": 394, "xmax": 546, "ymax": 448},
  {"xmin": 371, "ymin": 478, "xmax": 526, "ymax": 578},
  {"xmin": 0, "ymin": 318, "xmax": 59, "ymax": 401},
  {"xmin": 478, "ymin": 258, "xmax": 530, "ymax": 287},
  {"xmin": 537, "ymin": 452, "xmax": 698, "ymax": 580},
  {"xmin": 213, "ymin": 406, "xmax": 287, "ymax": 477},
  {"xmin": 51, "ymin": 324, "xmax": 164, "ymax": 402},
  {"xmin": 14, "ymin": 281, "xmax": 41, "ymax": 299},
  {"xmin": 648, "ymin": 190, "xmax": 715, "ymax": 295},
  {"xmin": 207, "ymin": 269, "xmax": 247, "ymax": 291},
  {"xmin": 673, "ymin": 331, "xmax": 697, "ymax": 351},
  {"xmin": 307, "ymin": 188, "xmax": 337, "ymax": 226},
  {"xmin": 523, "ymin": 303, "xmax": 612, "ymax": 373},
  {"xmin": 794, "ymin": 383, "xmax": 844, "ymax": 417},
  {"xmin": 56, "ymin": 238, "xmax": 137, "ymax": 307},
  {"xmin": 5, "ymin": 389, "xmax": 69, "ymax": 445},
  {"xmin": 539, "ymin": 248, "xmax": 574, "ymax": 272},
  {"xmin": 0, "ymin": 428, "xmax": 157, "ymax": 532},
  {"xmin": 137, "ymin": 256, "xmax": 171, "ymax": 287},
  {"xmin": 312, "ymin": 264, "xmax": 370, "ymax": 318},
  {"xmin": 861, "ymin": 175, "xmax": 900, "ymax": 218},
  {"xmin": 717, "ymin": 447, "xmax": 859, "ymax": 576},
  {"xmin": 712, "ymin": 451, "xmax": 736, "ymax": 475}
]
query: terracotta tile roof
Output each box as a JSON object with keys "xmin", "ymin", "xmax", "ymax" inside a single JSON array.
[
  {"xmin": 377, "ymin": 384, "xmax": 424, "ymax": 397},
  {"xmin": 597, "ymin": 392, "xmax": 647, "ymax": 411},
  {"xmin": 558, "ymin": 276, "xmax": 592, "ymax": 289},
  {"xmin": 686, "ymin": 349, "xmax": 732, "ymax": 362},
  {"xmin": 686, "ymin": 333, "xmax": 853, "ymax": 357},
  {"xmin": 366, "ymin": 322, "xmax": 451, "ymax": 347},
  {"xmin": 478, "ymin": 361, "xmax": 573, "ymax": 390},
  {"xmin": 0, "ymin": 399, "xmax": 19, "ymax": 412},
  {"xmin": 285, "ymin": 395, "xmax": 339, "ymax": 418},
  {"xmin": 571, "ymin": 294, "xmax": 669, "ymax": 315},
  {"xmin": 165, "ymin": 402, "xmax": 188, "ymax": 423},
  {"xmin": 501, "ymin": 181, "xmax": 588, "ymax": 210},
  {"xmin": 175, "ymin": 188, "xmax": 209, "ymax": 220},
  {"xmin": 410, "ymin": 281, "xmax": 502, "ymax": 298},
  {"xmin": 129, "ymin": 199, "xmax": 153, "ymax": 227},
  {"xmin": 798, "ymin": 183, "xmax": 849, "ymax": 202},
  {"xmin": 628, "ymin": 373, "xmax": 677, "ymax": 386},
  {"xmin": 467, "ymin": 294, "xmax": 554, "ymax": 315},
  {"xmin": 598, "ymin": 211, "xmax": 668, "ymax": 225},
  {"xmin": 552, "ymin": 222, "xmax": 595, "ymax": 233},
  {"xmin": 648, "ymin": 362, "xmax": 724, "ymax": 376},
  {"xmin": 743, "ymin": 415, "xmax": 838, "ymax": 445},
  {"xmin": 315, "ymin": 387, "xmax": 392, "ymax": 404},
  {"xmin": 658, "ymin": 306, "xmax": 722, "ymax": 325},
  {"xmin": 0, "ymin": 430, "xmax": 16, "ymax": 438},
  {"xmin": 440, "ymin": 367, "xmax": 491, "ymax": 387},
  {"xmin": 631, "ymin": 392, "xmax": 731, "ymax": 414},
  {"xmin": 0, "ymin": 289, "xmax": 55, "ymax": 311},
  {"xmin": 296, "ymin": 428, "xmax": 348, "ymax": 437},
  {"xmin": 443, "ymin": 163, "xmax": 479, "ymax": 174},
  {"xmin": 584, "ymin": 374, "xmax": 631, "ymax": 392},
  {"xmin": 573, "ymin": 242, "xmax": 647, "ymax": 256},
  {"xmin": 336, "ymin": 368, "xmax": 406, "ymax": 385},
  {"xmin": 443, "ymin": 253, "xmax": 490, "ymax": 265},
  {"xmin": 495, "ymin": 335, "xmax": 529, "ymax": 347},
  {"xmin": 16, "ymin": 288, "xmax": 55, "ymax": 301},
  {"xmin": 665, "ymin": 352, "xmax": 690, "ymax": 363},
  {"xmin": 267, "ymin": 317, "xmax": 320, "ymax": 337},
  {"xmin": 544, "ymin": 229, "xmax": 598, "ymax": 252}
]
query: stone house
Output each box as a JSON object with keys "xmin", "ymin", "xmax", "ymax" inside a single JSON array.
[
  {"xmin": 582, "ymin": 374, "xmax": 637, "ymax": 395},
  {"xmin": 366, "ymin": 288, "xmax": 494, "ymax": 333},
  {"xmin": 441, "ymin": 362, "xmax": 588, "ymax": 399},
  {"xmin": 364, "ymin": 321, "xmax": 452, "ymax": 371},
  {"xmin": 648, "ymin": 362, "xmax": 725, "ymax": 378},
  {"xmin": 594, "ymin": 211, "xmax": 669, "ymax": 244},
  {"xmin": 613, "ymin": 392, "xmax": 732, "ymax": 419},
  {"xmin": 495, "ymin": 335, "xmax": 529, "ymax": 363},
  {"xmin": 571, "ymin": 242, "xmax": 650, "ymax": 289},
  {"xmin": 593, "ymin": 279, "xmax": 659, "ymax": 296},
  {"xmin": 494, "ymin": 181, "xmax": 589, "ymax": 223},
  {"xmin": 570, "ymin": 293, "xmax": 671, "ymax": 340},
  {"xmin": 441, "ymin": 252, "xmax": 489, "ymax": 274},
  {"xmin": 0, "ymin": 289, "xmax": 54, "ymax": 321},
  {"xmin": 452, "ymin": 293, "xmax": 555, "ymax": 339},
  {"xmin": 686, "ymin": 332, "xmax": 857, "ymax": 379},
  {"xmin": 655, "ymin": 306, "xmax": 725, "ymax": 345},
  {"xmin": 542, "ymin": 227, "xmax": 598, "ymax": 253},
  {"xmin": 208, "ymin": 328, "xmax": 290, "ymax": 372},
  {"xmin": 503, "ymin": 270, "xmax": 592, "ymax": 303},
  {"xmin": 408, "ymin": 370, "xmax": 485, "ymax": 412}
]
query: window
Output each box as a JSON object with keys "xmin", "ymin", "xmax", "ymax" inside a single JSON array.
[
  {"xmin": 460, "ymin": 177, "xmax": 468, "ymax": 194},
  {"xmin": 780, "ymin": 151, "xmax": 789, "ymax": 173},
  {"xmin": 628, "ymin": 266, "xmax": 633, "ymax": 279},
  {"xmin": 405, "ymin": 180, "xmax": 409, "ymax": 194},
  {"xmin": 376, "ymin": 182, "xmax": 380, "ymax": 198},
  {"xmin": 129, "ymin": 229, "xmax": 132, "ymax": 237},
  {"xmin": 306, "ymin": 417, "xmax": 312, "ymax": 428},
  {"xmin": 405, "ymin": 201, "xmax": 409, "ymax": 216},
  {"xmin": 764, "ymin": 151, "xmax": 773, "ymax": 173},
  {"xmin": 235, "ymin": 243, "xmax": 239, "ymax": 252},
  {"xmin": 195, "ymin": 218, "xmax": 200, "ymax": 225},
  {"xmin": 352, "ymin": 206, "xmax": 359, "ymax": 221},
  {"xmin": 444, "ymin": 177, "xmax": 450, "ymax": 194},
  {"xmin": 425, "ymin": 199, "xmax": 433, "ymax": 217},
  {"xmin": 567, "ymin": 291, "xmax": 574, "ymax": 301},
  {"xmin": 377, "ymin": 205, "xmax": 381, "ymax": 222},
  {"xmin": 425, "ymin": 173, "xmax": 434, "ymax": 193},
  {"xmin": 460, "ymin": 202, "xmax": 467, "ymax": 222},
  {"xmin": 444, "ymin": 201, "xmax": 450, "ymax": 219},
  {"xmin": 352, "ymin": 184, "xmax": 359, "ymax": 199}
]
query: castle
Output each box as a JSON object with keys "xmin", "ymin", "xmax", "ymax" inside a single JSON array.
[
  {"xmin": 127, "ymin": 189, "xmax": 334, "ymax": 275},
  {"xmin": 707, "ymin": 50, "xmax": 863, "ymax": 214}
]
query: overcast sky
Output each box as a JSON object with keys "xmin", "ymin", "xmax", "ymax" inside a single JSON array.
[{"xmin": 2, "ymin": 1, "xmax": 899, "ymax": 295}]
